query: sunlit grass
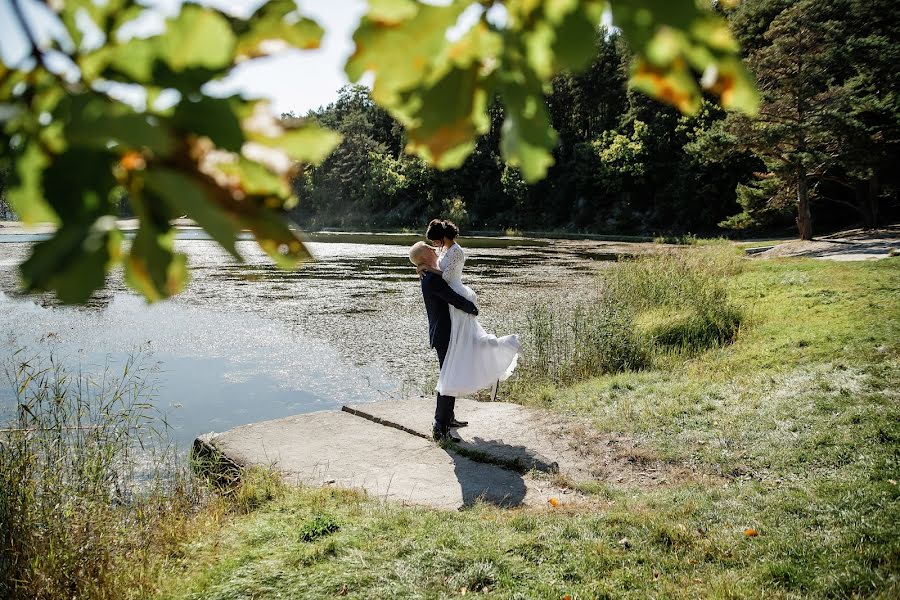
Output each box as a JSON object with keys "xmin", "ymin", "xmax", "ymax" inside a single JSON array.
[
  {"xmin": 510, "ymin": 245, "xmax": 744, "ymax": 393},
  {"xmin": 150, "ymin": 254, "xmax": 899, "ymax": 599}
]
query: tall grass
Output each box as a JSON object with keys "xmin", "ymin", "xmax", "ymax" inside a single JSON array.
[
  {"xmin": 515, "ymin": 297, "xmax": 650, "ymax": 387},
  {"xmin": 610, "ymin": 246, "xmax": 744, "ymax": 351},
  {"xmin": 511, "ymin": 246, "xmax": 744, "ymax": 392},
  {"xmin": 0, "ymin": 349, "xmax": 198, "ymax": 600}
]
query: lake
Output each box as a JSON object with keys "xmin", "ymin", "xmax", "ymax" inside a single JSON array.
[{"xmin": 0, "ymin": 232, "xmax": 634, "ymax": 447}]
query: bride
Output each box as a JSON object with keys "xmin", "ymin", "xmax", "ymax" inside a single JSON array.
[{"xmin": 417, "ymin": 219, "xmax": 520, "ymax": 397}]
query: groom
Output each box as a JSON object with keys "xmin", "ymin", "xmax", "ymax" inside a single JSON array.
[{"xmin": 409, "ymin": 241, "xmax": 479, "ymax": 442}]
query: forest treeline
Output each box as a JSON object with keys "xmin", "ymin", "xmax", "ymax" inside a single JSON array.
[
  {"xmin": 0, "ymin": 0, "xmax": 896, "ymax": 238},
  {"xmin": 289, "ymin": 0, "xmax": 898, "ymax": 237}
]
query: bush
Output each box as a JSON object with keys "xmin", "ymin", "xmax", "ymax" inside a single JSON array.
[
  {"xmin": 298, "ymin": 514, "xmax": 341, "ymax": 542},
  {"xmin": 441, "ymin": 196, "xmax": 470, "ymax": 228},
  {"xmin": 510, "ymin": 245, "xmax": 743, "ymax": 391},
  {"xmin": 608, "ymin": 246, "xmax": 743, "ymax": 351},
  {"xmin": 652, "ymin": 233, "xmax": 698, "ymax": 245}
]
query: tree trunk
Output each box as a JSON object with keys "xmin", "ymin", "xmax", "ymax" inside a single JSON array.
[
  {"xmin": 855, "ymin": 180, "xmax": 876, "ymax": 229},
  {"xmin": 866, "ymin": 174, "xmax": 880, "ymax": 229},
  {"xmin": 796, "ymin": 170, "xmax": 813, "ymax": 240}
]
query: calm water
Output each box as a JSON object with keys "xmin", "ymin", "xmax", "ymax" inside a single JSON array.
[{"xmin": 0, "ymin": 234, "xmax": 628, "ymax": 447}]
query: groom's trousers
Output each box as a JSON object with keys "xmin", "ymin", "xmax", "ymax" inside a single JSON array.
[{"xmin": 434, "ymin": 343, "xmax": 455, "ymax": 428}]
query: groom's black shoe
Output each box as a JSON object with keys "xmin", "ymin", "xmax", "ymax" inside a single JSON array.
[
  {"xmin": 449, "ymin": 417, "xmax": 468, "ymax": 428},
  {"xmin": 432, "ymin": 424, "xmax": 462, "ymax": 443}
]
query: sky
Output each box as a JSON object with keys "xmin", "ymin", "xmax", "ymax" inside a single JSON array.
[
  {"xmin": 1, "ymin": 0, "xmax": 612, "ymax": 115},
  {"xmin": 219, "ymin": 0, "xmax": 370, "ymax": 114},
  {"xmin": 0, "ymin": 0, "xmax": 370, "ymax": 115}
]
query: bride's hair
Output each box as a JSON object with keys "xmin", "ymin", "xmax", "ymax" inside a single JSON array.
[{"xmin": 426, "ymin": 219, "xmax": 459, "ymax": 241}]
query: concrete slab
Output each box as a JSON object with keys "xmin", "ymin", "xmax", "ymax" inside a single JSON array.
[
  {"xmin": 197, "ymin": 410, "xmax": 567, "ymax": 510},
  {"xmin": 343, "ymin": 398, "xmax": 601, "ymax": 479}
]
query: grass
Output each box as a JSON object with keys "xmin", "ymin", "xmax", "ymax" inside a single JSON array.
[
  {"xmin": 143, "ymin": 250, "xmax": 900, "ymax": 599},
  {"xmin": 7, "ymin": 248, "xmax": 897, "ymax": 598},
  {"xmin": 0, "ymin": 349, "xmax": 288, "ymax": 600},
  {"xmin": 510, "ymin": 245, "xmax": 743, "ymax": 394},
  {"xmin": 0, "ymin": 350, "xmax": 176, "ymax": 599}
]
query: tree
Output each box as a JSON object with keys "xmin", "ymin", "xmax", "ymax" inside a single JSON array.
[
  {"xmin": 820, "ymin": 0, "xmax": 900, "ymax": 229},
  {"xmin": 0, "ymin": 167, "xmax": 12, "ymax": 220},
  {"xmin": 720, "ymin": 0, "xmax": 899, "ymax": 237},
  {"xmin": 724, "ymin": 0, "xmax": 838, "ymax": 239},
  {"xmin": 1, "ymin": 0, "xmax": 758, "ymax": 304}
]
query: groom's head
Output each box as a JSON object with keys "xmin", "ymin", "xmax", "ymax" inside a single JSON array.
[{"xmin": 409, "ymin": 241, "xmax": 437, "ymax": 269}]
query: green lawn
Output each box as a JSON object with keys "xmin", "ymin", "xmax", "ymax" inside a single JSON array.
[{"xmin": 156, "ymin": 257, "xmax": 899, "ymax": 599}]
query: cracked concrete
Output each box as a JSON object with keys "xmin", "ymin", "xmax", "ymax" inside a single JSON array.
[
  {"xmin": 195, "ymin": 398, "xmax": 690, "ymax": 510},
  {"xmin": 195, "ymin": 406, "xmax": 574, "ymax": 510}
]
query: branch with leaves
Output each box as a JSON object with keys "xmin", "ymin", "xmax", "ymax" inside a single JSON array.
[{"xmin": 1, "ymin": 0, "xmax": 758, "ymax": 304}]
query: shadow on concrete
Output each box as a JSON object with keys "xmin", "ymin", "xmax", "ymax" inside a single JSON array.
[
  {"xmin": 444, "ymin": 447, "xmax": 528, "ymax": 508},
  {"xmin": 459, "ymin": 436, "xmax": 560, "ymax": 474}
]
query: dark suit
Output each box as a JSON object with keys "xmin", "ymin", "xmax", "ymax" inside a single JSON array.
[{"xmin": 420, "ymin": 271, "xmax": 478, "ymax": 427}]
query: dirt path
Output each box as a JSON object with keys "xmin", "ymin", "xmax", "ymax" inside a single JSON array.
[{"xmin": 755, "ymin": 227, "xmax": 900, "ymax": 261}]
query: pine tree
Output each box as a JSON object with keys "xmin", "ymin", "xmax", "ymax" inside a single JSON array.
[
  {"xmin": 726, "ymin": 0, "xmax": 839, "ymax": 239},
  {"xmin": 821, "ymin": 0, "xmax": 900, "ymax": 228},
  {"xmin": 723, "ymin": 0, "xmax": 899, "ymax": 237}
]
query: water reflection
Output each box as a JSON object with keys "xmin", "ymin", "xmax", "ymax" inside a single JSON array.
[{"xmin": 0, "ymin": 236, "xmax": 626, "ymax": 446}]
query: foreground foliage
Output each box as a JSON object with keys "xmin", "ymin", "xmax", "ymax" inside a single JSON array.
[
  {"xmin": 148, "ymin": 254, "xmax": 898, "ymax": 599},
  {"xmin": 2, "ymin": 0, "xmax": 339, "ymax": 304},
  {"xmin": 1, "ymin": 0, "xmax": 756, "ymax": 304}
]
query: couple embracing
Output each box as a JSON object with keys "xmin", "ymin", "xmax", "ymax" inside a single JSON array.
[{"xmin": 409, "ymin": 219, "xmax": 521, "ymax": 442}]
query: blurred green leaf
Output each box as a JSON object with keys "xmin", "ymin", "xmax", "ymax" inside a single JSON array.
[
  {"xmin": 254, "ymin": 124, "xmax": 343, "ymax": 165},
  {"xmin": 173, "ymin": 96, "xmax": 244, "ymax": 152},
  {"xmin": 346, "ymin": 2, "xmax": 466, "ymax": 105},
  {"xmin": 95, "ymin": 38, "xmax": 158, "ymax": 82},
  {"xmin": 64, "ymin": 95, "xmax": 175, "ymax": 156},
  {"xmin": 20, "ymin": 220, "xmax": 122, "ymax": 304},
  {"xmin": 499, "ymin": 80, "xmax": 558, "ymax": 182},
  {"xmin": 217, "ymin": 158, "xmax": 291, "ymax": 196},
  {"xmin": 612, "ymin": 0, "xmax": 699, "ymax": 49},
  {"xmin": 235, "ymin": 0, "xmax": 324, "ymax": 59},
  {"xmin": 612, "ymin": 0, "xmax": 758, "ymax": 116},
  {"xmin": 161, "ymin": 5, "xmax": 236, "ymax": 71},
  {"xmin": 15, "ymin": 143, "xmax": 123, "ymax": 303},
  {"xmin": 125, "ymin": 221, "xmax": 189, "ymax": 302},
  {"xmin": 630, "ymin": 58, "xmax": 700, "ymax": 114},
  {"xmin": 143, "ymin": 168, "xmax": 241, "ymax": 259},
  {"xmin": 6, "ymin": 144, "xmax": 58, "ymax": 225},
  {"xmin": 241, "ymin": 210, "xmax": 311, "ymax": 269},
  {"xmin": 368, "ymin": 0, "xmax": 419, "ymax": 24},
  {"xmin": 42, "ymin": 149, "xmax": 118, "ymax": 222},
  {"xmin": 551, "ymin": 1, "xmax": 606, "ymax": 71},
  {"xmin": 706, "ymin": 57, "xmax": 760, "ymax": 116},
  {"xmin": 401, "ymin": 65, "xmax": 489, "ymax": 169}
]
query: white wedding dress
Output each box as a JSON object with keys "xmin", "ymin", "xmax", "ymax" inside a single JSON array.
[{"xmin": 436, "ymin": 243, "xmax": 520, "ymax": 397}]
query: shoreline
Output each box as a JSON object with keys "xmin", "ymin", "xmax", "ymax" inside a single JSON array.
[
  {"xmin": 3, "ymin": 220, "xmax": 897, "ymax": 261},
  {"xmin": 0, "ymin": 218, "xmax": 801, "ymax": 244}
]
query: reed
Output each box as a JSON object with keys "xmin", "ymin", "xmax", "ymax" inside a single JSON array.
[
  {"xmin": 510, "ymin": 246, "xmax": 744, "ymax": 392},
  {"xmin": 0, "ymin": 348, "xmax": 200, "ymax": 600},
  {"xmin": 611, "ymin": 246, "xmax": 744, "ymax": 352},
  {"xmin": 514, "ymin": 296, "xmax": 649, "ymax": 389}
]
